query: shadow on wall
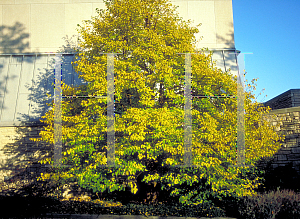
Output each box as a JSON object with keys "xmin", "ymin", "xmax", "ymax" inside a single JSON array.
[
  {"xmin": 0, "ymin": 21, "xmax": 41, "ymax": 195},
  {"xmin": 0, "ymin": 22, "xmax": 35, "ymax": 116},
  {"xmin": 0, "ymin": 33, "xmax": 91, "ymax": 198},
  {"xmin": 215, "ymin": 29, "xmax": 235, "ymax": 50},
  {"xmin": 0, "ymin": 22, "xmax": 30, "ymax": 54}
]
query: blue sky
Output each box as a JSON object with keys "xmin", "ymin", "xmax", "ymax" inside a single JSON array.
[{"xmin": 232, "ymin": 0, "xmax": 300, "ymax": 104}]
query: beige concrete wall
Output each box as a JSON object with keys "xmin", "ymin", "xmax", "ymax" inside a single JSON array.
[
  {"xmin": 0, "ymin": 0, "xmax": 235, "ymax": 53},
  {"xmin": 0, "ymin": 0, "xmax": 106, "ymax": 53},
  {"xmin": 170, "ymin": 0, "xmax": 234, "ymax": 50}
]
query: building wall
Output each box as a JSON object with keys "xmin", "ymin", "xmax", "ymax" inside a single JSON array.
[
  {"xmin": 0, "ymin": 54, "xmax": 88, "ymax": 126},
  {"xmin": 0, "ymin": 0, "xmax": 239, "ymax": 127},
  {"xmin": 0, "ymin": 0, "xmax": 234, "ymax": 53}
]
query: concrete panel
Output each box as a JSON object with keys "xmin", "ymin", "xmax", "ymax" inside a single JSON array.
[
  {"xmin": 163, "ymin": 0, "xmax": 216, "ymax": 50},
  {"xmin": 44, "ymin": 56, "xmax": 55, "ymax": 94},
  {"xmin": 170, "ymin": 1, "xmax": 188, "ymax": 21},
  {"xmin": 70, "ymin": 0, "xmax": 106, "ymax": 3},
  {"xmin": 15, "ymin": 0, "xmax": 69, "ymax": 3},
  {"xmin": 30, "ymin": 60, "xmax": 52, "ymax": 120},
  {"xmin": 0, "ymin": 55, "xmax": 10, "ymax": 96},
  {"xmin": 2, "ymin": 4, "xmax": 30, "ymax": 53},
  {"xmin": 0, "ymin": 5, "xmax": 2, "ymax": 27},
  {"xmin": 42, "ymin": 0, "xmax": 69, "ymax": 3},
  {"xmin": 1, "ymin": 63, "xmax": 22, "ymax": 122},
  {"xmin": 214, "ymin": 0, "xmax": 235, "ymax": 49},
  {"xmin": 35, "ymin": 54, "xmax": 49, "ymax": 64},
  {"xmin": 0, "ymin": 0, "xmax": 14, "ymax": 4},
  {"xmin": 224, "ymin": 51, "xmax": 238, "ymax": 78},
  {"xmin": 19, "ymin": 55, "xmax": 35, "ymax": 93},
  {"xmin": 28, "ymin": 95, "xmax": 41, "ymax": 121},
  {"xmin": 187, "ymin": 1, "xmax": 216, "ymax": 49},
  {"xmin": 2, "ymin": 4, "xmax": 30, "ymax": 29},
  {"xmin": 92, "ymin": 2, "xmax": 107, "ymax": 17},
  {"xmin": 15, "ymin": 0, "xmax": 43, "ymax": 3},
  {"xmin": 65, "ymin": 3, "xmax": 93, "ymax": 39},
  {"xmin": 34, "ymin": 48, "xmax": 64, "ymax": 53},
  {"xmin": 30, "ymin": 4, "xmax": 65, "ymax": 53},
  {"xmin": 15, "ymin": 93, "xmax": 30, "ymax": 121},
  {"xmin": 211, "ymin": 50, "xmax": 225, "ymax": 72}
]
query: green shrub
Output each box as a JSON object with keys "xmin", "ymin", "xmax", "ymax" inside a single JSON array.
[{"xmin": 108, "ymin": 202, "xmax": 226, "ymax": 218}]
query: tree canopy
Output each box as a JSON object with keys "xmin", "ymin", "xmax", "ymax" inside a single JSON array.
[{"xmin": 31, "ymin": 0, "xmax": 285, "ymax": 206}]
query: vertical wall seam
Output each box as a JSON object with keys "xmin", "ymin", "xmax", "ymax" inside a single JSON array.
[
  {"xmin": 14, "ymin": 55, "xmax": 23, "ymax": 122},
  {"xmin": 28, "ymin": 54, "xmax": 37, "ymax": 121},
  {"xmin": 222, "ymin": 50, "xmax": 226, "ymax": 72},
  {"xmin": 29, "ymin": 2, "xmax": 31, "ymax": 52}
]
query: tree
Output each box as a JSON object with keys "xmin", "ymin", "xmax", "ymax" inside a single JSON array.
[{"xmin": 31, "ymin": 0, "xmax": 285, "ymax": 206}]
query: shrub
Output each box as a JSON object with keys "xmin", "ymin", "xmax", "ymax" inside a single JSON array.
[
  {"xmin": 237, "ymin": 189, "xmax": 300, "ymax": 219},
  {"xmin": 209, "ymin": 192, "xmax": 244, "ymax": 218},
  {"xmin": 108, "ymin": 202, "xmax": 226, "ymax": 218},
  {"xmin": 276, "ymin": 198, "xmax": 300, "ymax": 219}
]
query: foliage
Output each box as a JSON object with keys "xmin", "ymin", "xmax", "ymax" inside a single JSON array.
[
  {"xmin": 237, "ymin": 189, "xmax": 300, "ymax": 219},
  {"xmin": 206, "ymin": 191, "xmax": 244, "ymax": 218},
  {"xmin": 0, "ymin": 193, "xmax": 226, "ymax": 218},
  {"xmin": 276, "ymin": 198, "xmax": 300, "ymax": 219},
  {"xmin": 107, "ymin": 202, "xmax": 226, "ymax": 218},
  {"xmin": 30, "ymin": 0, "xmax": 285, "ymax": 206}
]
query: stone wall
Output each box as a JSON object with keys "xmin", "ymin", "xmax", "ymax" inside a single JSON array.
[{"xmin": 259, "ymin": 106, "xmax": 300, "ymax": 174}]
